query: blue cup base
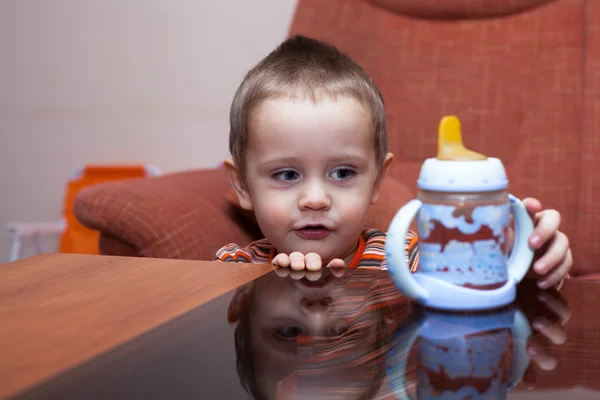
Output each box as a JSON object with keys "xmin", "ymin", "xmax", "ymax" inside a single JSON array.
[{"xmin": 411, "ymin": 274, "xmax": 517, "ymax": 311}]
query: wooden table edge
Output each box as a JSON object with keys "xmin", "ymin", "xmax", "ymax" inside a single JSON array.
[{"xmin": 0, "ymin": 253, "xmax": 273, "ymax": 398}]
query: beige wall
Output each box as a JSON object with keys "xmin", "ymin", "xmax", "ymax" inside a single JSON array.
[{"xmin": 0, "ymin": 0, "xmax": 298, "ymax": 262}]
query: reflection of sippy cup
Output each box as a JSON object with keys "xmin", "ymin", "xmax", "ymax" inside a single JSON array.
[
  {"xmin": 386, "ymin": 305, "xmax": 532, "ymax": 400},
  {"xmin": 386, "ymin": 116, "xmax": 534, "ymax": 310}
]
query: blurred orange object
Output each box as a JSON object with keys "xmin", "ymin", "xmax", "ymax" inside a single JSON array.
[{"xmin": 7, "ymin": 165, "xmax": 160, "ymax": 262}]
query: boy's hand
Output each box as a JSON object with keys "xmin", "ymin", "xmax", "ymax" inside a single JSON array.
[
  {"xmin": 522, "ymin": 198, "xmax": 573, "ymax": 288},
  {"xmin": 272, "ymin": 252, "xmax": 345, "ymax": 271}
]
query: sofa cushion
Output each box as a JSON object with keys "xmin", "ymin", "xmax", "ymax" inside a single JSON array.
[{"xmin": 75, "ymin": 169, "xmax": 262, "ymax": 261}]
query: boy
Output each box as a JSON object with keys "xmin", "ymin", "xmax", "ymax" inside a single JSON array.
[{"xmin": 216, "ymin": 35, "xmax": 572, "ymax": 289}]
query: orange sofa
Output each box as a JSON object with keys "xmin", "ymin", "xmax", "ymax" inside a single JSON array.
[{"xmin": 74, "ymin": 0, "xmax": 600, "ymax": 277}]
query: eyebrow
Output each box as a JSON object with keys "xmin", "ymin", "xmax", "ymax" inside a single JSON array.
[
  {"xmin": 326, "ymin": 155, "xmax": 370, "ymax": 165},
  {"xmin": 256, "ymin": 156, "xmax": 301, "ymax": 170},
  {"xmin": 258, "ymin": 154, "xmax": 369, "ymax": 168}
]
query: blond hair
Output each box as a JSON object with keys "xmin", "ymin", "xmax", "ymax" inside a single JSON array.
[{"xmin": 229, "ymin": 35, "xmax": 387, "ymax": 178}]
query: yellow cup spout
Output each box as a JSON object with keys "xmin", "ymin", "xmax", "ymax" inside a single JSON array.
[{"xmin": 437, "ymin": 116, "xmax": 487, "ymax": 161}]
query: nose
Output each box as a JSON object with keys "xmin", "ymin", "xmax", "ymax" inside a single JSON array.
[
  {"xmin": 300, "ymin": 297, "xmax": 333, "ymax": 336},
  {"xmin": 298, "ymin": 179, "xmax": 331, "ymax": 211}
]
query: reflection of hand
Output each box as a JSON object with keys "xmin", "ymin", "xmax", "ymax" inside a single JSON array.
[
  {"xmin": 272, "ymin": 252, "xmax": 345, "ymax": 271},
  {"xmin": 522, "ymin": 290, "xmax": 571, "ymax": 389},
  {"xmin": 274, "ymin": 265, "xmax": 345, "ymax": 281}
]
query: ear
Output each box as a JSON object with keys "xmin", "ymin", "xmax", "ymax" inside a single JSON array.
[
  {"xmin": 371, "ymin": 152, "xmax": 394, "ymax": 204},
  {"xmin": 227, "ymin": 282, "xmax": 255, "ymax": 323},
  {"xmin": 224, "ymin": 158, "xmax": 253, "ymax": 210}
]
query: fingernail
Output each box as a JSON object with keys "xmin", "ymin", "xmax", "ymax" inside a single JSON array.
[
  {"xmin": 538, "ymin": 279, "xmax": 549, "ymax": 289},
  {"xmin": 530, "ymin": 235, "xmax": 542, "ymax": 248}
]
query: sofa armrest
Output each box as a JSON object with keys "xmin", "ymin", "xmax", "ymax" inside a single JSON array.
[{"xmin": 74, "ymin": 168, "xmax": 262, "ymax": 261}]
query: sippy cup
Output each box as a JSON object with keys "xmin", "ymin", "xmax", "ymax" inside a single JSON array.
[{"xmin": 385, "ymin": 116, "xmax": 534, "ymax": 311}]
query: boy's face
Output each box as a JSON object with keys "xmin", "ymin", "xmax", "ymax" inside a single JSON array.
[{"xmin": 228, "ymin": 95, "xmax": 392, "ymax": 264}]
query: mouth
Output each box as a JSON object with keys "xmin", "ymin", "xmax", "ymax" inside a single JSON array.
[{"xmin": 294, "ymin": 224, "xmax": 331, "ymax": 240}]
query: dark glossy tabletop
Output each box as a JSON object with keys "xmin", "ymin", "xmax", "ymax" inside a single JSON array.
[{"xmin": 10, "ymin": 267, "xmax": 600, "ymax": 400}]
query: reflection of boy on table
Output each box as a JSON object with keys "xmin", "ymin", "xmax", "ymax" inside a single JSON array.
[{"xmin": 227, "ymin": 268, "xmax": 409, "ymax": 399}]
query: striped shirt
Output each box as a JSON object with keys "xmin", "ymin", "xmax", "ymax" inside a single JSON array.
[{"xmin": 215, "ymin": 228, "xmax": 419, "ymax": 271}]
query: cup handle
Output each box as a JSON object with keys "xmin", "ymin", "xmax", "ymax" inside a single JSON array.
[
  {"xmin": 508, "ymin": 309, "xmax": 532, "ymax": 389},
  {"xmin": 386, "ymin": 199, "xmax": 428, "ymax": 301},
  {"xmin": 507, "ymin": 194, "xmax": 535, "ymax": 284}
]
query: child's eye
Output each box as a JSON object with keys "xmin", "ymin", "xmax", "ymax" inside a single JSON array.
[
  {"xmin": 330, "ymin": 168, "xmax": 355, "ymax": 181},
  {"xmin": 273, "ymin": 326, "xmax": 304, "ymax": 340},
  {"xmin": 273, "ymin": 169, "xmax": 300, "ymax": 182}
]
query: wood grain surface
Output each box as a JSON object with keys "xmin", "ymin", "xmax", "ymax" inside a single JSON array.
[{"xmin": 0, "ymin": 253, "xmax": 272, "ymax": 398}]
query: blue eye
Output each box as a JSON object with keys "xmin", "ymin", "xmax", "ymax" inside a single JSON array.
[
  {"xmin": 273, "ymin": 169, "xmax": 300, "ymax": 182},
  {"xmin": 331, "ymin": 168, "xmax": 354, "ymax": 181}
]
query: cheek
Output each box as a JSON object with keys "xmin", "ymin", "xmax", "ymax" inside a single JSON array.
[
  {"xmin": 252, "ymin": 190, "xmax": 295, "ymax": 226},
  {"xmin": 334, "ymin": 189, "xmax": 373, "ymax": 221},
  {"xmin": 254, "ymin": 295, "xmax": 297, "ymax": 318}
]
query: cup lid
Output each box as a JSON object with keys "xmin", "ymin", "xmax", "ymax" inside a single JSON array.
[
  {"xmin": 418, "ymin": 157, "xmax": 508, "ymax": 192},
  {"xmin": 418, "ymin": 116, "xmax": 508, "ymax": 192}
]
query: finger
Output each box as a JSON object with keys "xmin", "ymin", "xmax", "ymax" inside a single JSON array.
[
  {"xmin": 527, "ymin": 340, "xmax": 558, "ymax": 371},
  {"xmin": 304, "ymin": 253, "xmax": 323, "ymax": 272},
  {"xmin": 272, "ymin": 253, "xmax": 290, "ymax": 268},
  {"xmin": 326, "ymin": 258, "xmax": 345, "ymax": 268},
  {"xmin": 529, "ymin": 209, "xmax": 561, "ymax": 250},
  {"xmin": 274, "ymin": 267, "xmax": 290, "ymax": 278},
  {"xmin": 289, "ymin": 252, "xmax": 306, "ymax": 271},
  {"xmin": 538, "ymin": 249, "xmax": 572, "ymax": 289},
  {"xmin": 290, "ymin": 270, "xmax": 306, "ymax": 280},
  {"xmin": 533, "ymin": 317, "xmax": 567, "ymax": 345},
  {"xmin": 329, "ymin": 266, "xmax": 345, "ymax": 278},
  {"xmin": 537, "ymin": 292, "xmax": 572, "ymax": 325},
  {"xmin": 523, "ymin": 197, "xmax": 543, "ymax": 217},
  {"xmin": 534, "ymin": 232, "xmax": 570, "ymax": 275},
  {"xmin": 533, "ymin": 320, "xmax": 568, "ymax": 346},
  {"xmin": 305, "ymin": 271, "xmax": 323, "ymax": 281}
]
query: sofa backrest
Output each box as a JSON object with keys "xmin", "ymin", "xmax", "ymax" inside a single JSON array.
[{"xmin": 290, "ymin": 0, "xmax": 599, "ymax": 274}]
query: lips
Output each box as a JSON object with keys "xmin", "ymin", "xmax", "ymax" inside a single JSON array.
[{"xmin": 294, "ymin": 225, "xmax": 331, "ymax": 240}]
